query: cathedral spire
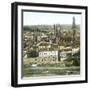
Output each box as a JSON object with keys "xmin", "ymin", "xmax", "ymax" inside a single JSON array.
[{"xmin": 72, "ymin": 16, "xmax": 76, "ymax": 29}]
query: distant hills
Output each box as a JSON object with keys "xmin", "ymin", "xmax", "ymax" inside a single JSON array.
[{"xmin": 23, "ymin": 24, "xmax": 80, "ymax": 32}]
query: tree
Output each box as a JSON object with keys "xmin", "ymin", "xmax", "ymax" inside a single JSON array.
[{"xmin": 54, "ymin": 24, "xmax": 61, "ymax": 61}]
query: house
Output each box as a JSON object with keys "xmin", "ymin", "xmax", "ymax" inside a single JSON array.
[
  {"xmin": 37, "ymin": 41, "xmax": 51, "ymax": 51},
  {"xmin": 39, "ymin": 51, "xmax": 58, "ymax": 57}
]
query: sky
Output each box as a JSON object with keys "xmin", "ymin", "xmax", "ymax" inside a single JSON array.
[{"xmin": 23, "ymin": 11, "xmax": 81, "ymax": 26}]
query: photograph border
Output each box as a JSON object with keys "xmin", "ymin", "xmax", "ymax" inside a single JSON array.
[{"xmin": 11, "ymin": 2, "xmax": 88, "ymax": 87}]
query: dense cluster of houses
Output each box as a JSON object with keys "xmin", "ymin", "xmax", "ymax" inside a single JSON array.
[{"xmin": 23, "ymin": 18, "xmax": 80, "ymax": 64}]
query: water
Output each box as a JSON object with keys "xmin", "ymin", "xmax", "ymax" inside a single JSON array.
[{"xmin": 23, "ymin": 66, "xmax": 80, "ymax": 77}]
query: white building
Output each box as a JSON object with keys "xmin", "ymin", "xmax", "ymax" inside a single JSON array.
[
  {"xmin": 39, "ymin": 51, "xmax": 58, "ymax": 57},
  {"xmin": 39, "ymin": 51, "xmax": 69, "ymax": 57},
  {"xmin": 39, "ymin": 51, "xmax": 70, "ymax": 58}
]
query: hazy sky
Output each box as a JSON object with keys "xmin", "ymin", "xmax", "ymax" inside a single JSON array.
[{"xmin": 23, "ymin": 11, "xmax": 81, "ymax": 26}]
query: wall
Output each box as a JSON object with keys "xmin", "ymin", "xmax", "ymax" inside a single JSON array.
[{"xmin": 0, "ymin": 0, "xmax": 89, "ymax": 89}]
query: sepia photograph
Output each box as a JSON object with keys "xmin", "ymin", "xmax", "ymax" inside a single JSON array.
[{"xmin": 22, "ymin": 11, "xmax": 81, "ymax": 78}]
